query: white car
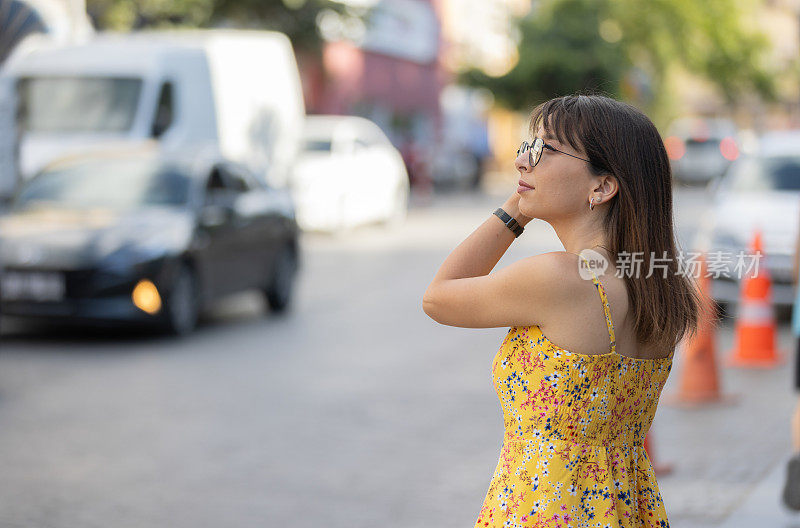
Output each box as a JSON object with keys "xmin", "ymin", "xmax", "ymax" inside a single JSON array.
[
  {"xmin": 289, "ymin": 115, "xmax": 409, "ymax": 232},
  {"xmin": 693, "ymin": 130, "xmax": 800, "ymax": 318},
  {"xmin": 0, "ymin": 29, "xmax": 305, "ymax": 196}
]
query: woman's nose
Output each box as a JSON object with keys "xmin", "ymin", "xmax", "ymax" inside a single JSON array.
[{"xmin": 515, "ymin": 152, "xmax": 531, "ymax": 173}]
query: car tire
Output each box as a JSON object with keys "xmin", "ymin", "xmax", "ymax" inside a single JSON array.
[
  {"xmin": 162, "ymin": 264, "xmax": 199, "ymax": 336},
  {"xmin": 469, "ymin": 170, "xmax": 481, "ymax": 190},
  {"xmin": 265, "ymin": 246, "xmax": 298, "ymax": 313}
]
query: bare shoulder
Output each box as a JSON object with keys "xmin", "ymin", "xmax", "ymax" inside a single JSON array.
[
  {"xmin": 511, "ymin": 251, "xmax": 584, "ymax": 291},
  {"xmin": 525, "ymin": 250, "xmax": 590, "ymax": 284},
  {"xmin": 503, "ymin": 251, "xmax": 593, "ymax": 323},
  {"xmin": 515, "ymin": 250, "xmax": 577, "ymax": 276},
  {"xmin": 422, "ymin": 250, "xmax": 588, "ymax": 329}
]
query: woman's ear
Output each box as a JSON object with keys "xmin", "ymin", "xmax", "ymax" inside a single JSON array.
[{"xmin": 597, "ymin": 174, "xmax": 618, "ymax": 200}]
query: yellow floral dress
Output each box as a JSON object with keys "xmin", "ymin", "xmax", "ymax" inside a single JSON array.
[{"xmin": 474, "ymin": 255, "xmax": 674, "ymax": 528}]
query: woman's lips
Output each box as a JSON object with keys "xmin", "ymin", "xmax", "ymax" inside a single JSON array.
[{"xmin": 518, "ymin": 179, "xmax": 534, "ymax": 193}]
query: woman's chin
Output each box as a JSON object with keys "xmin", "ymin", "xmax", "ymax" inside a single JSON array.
[{"xmin": 518, "ymin": 205, "xmax": 535, "ymax": 218}]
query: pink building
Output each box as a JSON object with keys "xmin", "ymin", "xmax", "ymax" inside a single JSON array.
[{"xmin": 297, "ymin": 0, "xmax": 450, "ymax": 185}]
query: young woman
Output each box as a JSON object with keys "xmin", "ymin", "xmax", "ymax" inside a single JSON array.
[{"xmin": 423, "ymin": 94, "xmax": 704, "ymax": 527}]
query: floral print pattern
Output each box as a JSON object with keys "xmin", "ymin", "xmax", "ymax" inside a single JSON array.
[{"xmin": 474, "ymin": 256, "xmax": 674, "ymax": 527}]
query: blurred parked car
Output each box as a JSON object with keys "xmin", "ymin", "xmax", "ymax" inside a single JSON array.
[
  {"xmin": 0, "ymin": 145, "xmax": 300, "ymax": 335},
  {"xmin": 693, "ymin": 130, "xmax": 800, "ymax": 318},
  {"xmin": 289, "ymin": 115, "xmax": 409, "ymax": 232},
  {"xmin": 430, "ymin": 84, "xmax": 492, "ymax": 191},
  {"xmin": 429, "ymin": 143, "xmax": 483, "ymax": 190},
  {"xmin": 0, "ymin": 28, "xmax": 305, "ymax": 199},
  {"xmin": 664, "ymin": 117, "xmax": 740, "ymax": 185}
]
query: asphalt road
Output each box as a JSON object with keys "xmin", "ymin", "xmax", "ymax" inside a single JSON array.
[{"xmin": 0, "ymin": 183, "xmax": 791, "ymax": 527}]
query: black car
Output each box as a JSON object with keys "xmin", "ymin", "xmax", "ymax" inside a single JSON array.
[{"xmin": 0, "ymin": 148, "xmax": 301, "ymax": 335}]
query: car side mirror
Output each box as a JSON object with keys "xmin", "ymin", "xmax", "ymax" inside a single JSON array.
[
  {"xmin": 152, "ymin": 117, "xmax": 170, "ymax": 138},
  {"xmin": 200, "ymin": 203, "xmax": 232, "ymax": 228},
  {"xmin": 151, "ymin": 82, "xmax": 173, "ymax": 138}
]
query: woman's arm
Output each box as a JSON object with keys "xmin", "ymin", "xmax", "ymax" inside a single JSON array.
[
  {"xmin": 426, "ymin": 193, "xmax": 532, "ymax": 283},
  {"xmin": 422, "ymin": 192, "xmax": 571, "ymax": 329}
]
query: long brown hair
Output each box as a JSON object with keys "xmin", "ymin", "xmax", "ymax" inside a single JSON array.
[{"xmin": 529, "ymin": 94, "xmax": 709, "ymax": 353}]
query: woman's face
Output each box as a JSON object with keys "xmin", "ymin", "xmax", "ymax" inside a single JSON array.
[{"xmin": 515, "ymin": 124, "xmax": 596, "ymax": 220}]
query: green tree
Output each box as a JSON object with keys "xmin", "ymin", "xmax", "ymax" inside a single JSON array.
[
  {"xmin": 459, "ymin": 0, "xmax": 777, "ymax": 120},
  {"xmin": 86, "ymin": 0, "xmax": 349, "ymax": 55}
]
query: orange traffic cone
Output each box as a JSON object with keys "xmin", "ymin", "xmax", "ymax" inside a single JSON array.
[
  {"xmin": 665, "ymin": 253, "xmax": 737, "ymax": 407},
  {"xmin": 644, "ymin": 431, "xmax": 673, "ymax": 476},
  {"xmin": 726, "ymin": 228, "xmax": 784, "ymax": 368}
]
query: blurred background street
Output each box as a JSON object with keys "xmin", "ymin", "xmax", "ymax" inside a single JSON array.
[
  {"xmin": 2, "ymin": 0, "xmax": 800, "ymax": 526},
  {"xmin": 0, "ymin": 184, "xmax": 795, "ymax": 527}
]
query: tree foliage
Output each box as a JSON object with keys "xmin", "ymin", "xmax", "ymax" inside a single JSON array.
[
  {"xmin": 459, "ymin": 0, "xmax": 777, "ymax": 115},
  {"xmin": 86, "ymin": 0, "xmax": 347, "ymax": 54}
]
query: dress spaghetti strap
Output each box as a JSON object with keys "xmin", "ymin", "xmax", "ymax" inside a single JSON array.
[{"xmin": 578, "ymin": 253, "xmax": 617, "ymax": 354}]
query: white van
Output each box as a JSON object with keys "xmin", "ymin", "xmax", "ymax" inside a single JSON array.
[{"xmin": 0, "ymin": 29, "xmax": 305, "ymax": 199}]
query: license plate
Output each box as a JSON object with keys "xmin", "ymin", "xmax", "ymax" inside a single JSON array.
[{"xmin": 1, "ymin": 271, "xmax": 65, "ymax": 301}]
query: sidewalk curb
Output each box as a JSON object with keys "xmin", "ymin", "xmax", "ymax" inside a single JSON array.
[{"xmin": 718, "ymin": 454, "xmax": 800, "ymax": 527}]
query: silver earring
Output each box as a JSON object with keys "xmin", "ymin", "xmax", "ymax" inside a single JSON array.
[{"xmin": 589, "ymin": 197, "xmax": 595, "ymax": 211}]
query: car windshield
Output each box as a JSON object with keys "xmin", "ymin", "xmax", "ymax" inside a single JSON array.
[
  {"xmin": 18, "ymin": 76, "xmax": 142, "ymax": 133},
  {"xmin": 726, "ymin": 156, "xmax": 800, "ymax": 192},
  {"xmin": 13, "ymin": 157, "xmax": 193, "ymax": 211}
]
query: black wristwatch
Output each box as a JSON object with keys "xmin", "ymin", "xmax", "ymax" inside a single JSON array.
[{"xmin": 493, "ymin": 207, "xmax": 524, "ymax": 238}]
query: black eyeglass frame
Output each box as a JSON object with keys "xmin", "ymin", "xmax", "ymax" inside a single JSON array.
[{"xmin": 516, "ymin": 137, "xmax": 593, "ymax": 167}]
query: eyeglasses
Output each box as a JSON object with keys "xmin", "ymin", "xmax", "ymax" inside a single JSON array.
[{"xmin": 517, "ymin": 138, "xmax": 593, "ymax": 167}]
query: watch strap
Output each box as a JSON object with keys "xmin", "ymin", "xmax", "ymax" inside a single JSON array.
[{"xmin": 493, "ymin": 207, "xmax": 524, "ymax": 238}]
